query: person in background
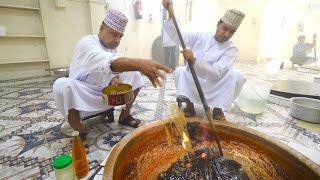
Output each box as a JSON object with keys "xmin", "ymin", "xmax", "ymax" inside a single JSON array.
[
  {"xmin": 290, "ymin": 34, "xmax": 317, "ymax": 68},
  {"xmin": 162, "ymin": 9, "xmax": 178, "ymax": 70},
  {"xmin": 162, "ymin": 0, "xmax": 246, "ymax": 120},
  {"xmin": 53, "ymin": 9, "xmax": 170, "ymax": 140}
]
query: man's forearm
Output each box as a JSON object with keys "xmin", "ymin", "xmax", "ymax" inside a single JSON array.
[
  {"xmin": 110, "ymin": 57, "xmax": 142, "ymax": 72},
  {"xmin": 110, "ymin": 57, "xmax": 171, "ymax": 87},
  {"xmin": 194, "ymin": 60, "xmax": 220, "ymax": 81}
]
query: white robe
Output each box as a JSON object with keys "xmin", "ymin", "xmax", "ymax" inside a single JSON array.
[
  {"xmin": 164, "ymin": 20, "xmax": 246, "ymax": 111},
  {"xmin": 53, "ymin": 35, "xmax": 144, "ymax": 118}
]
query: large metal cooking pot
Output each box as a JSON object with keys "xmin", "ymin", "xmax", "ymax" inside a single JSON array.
[
  {"xmin": 290, "ymin": 97, "xmax": 320, "ymax": 124},
  {"xmin": 103, "ymin": 118, "xmax": 320, "ymax": 179}
]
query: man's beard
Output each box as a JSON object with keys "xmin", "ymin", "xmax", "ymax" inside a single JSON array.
[
  {"xmin": 214, "ymin": 35, "xmax": 229, "ymax": 43},
  {"xmin": 100, "ymin": 40, "xmax": 118, "ymax": 49}
]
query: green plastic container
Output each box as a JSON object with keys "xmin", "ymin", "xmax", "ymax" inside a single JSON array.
[{"xmin": 53, "ymin": 155, "xmax": 76, "ymax": 180}]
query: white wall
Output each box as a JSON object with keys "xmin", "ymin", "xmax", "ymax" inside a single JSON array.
[
  {"xmin": 1, "ymin": 0, "xmax": 319, "ymax": 80},
  {"xmin": 89, "ymin": 0, "xmax": 108, "ymax": 34},
  {"xmin": 0, "ymin": 0, "xmax": 109, "ymax": 80},
  {"xmin": 0, "ymin": 0, "xmax": 50, "ymax": 80},
  {"xmin": 188, "ymin": 0, "xmax": 264, "ymax": 62},
  {"xmin": 0, "ymin": 62, "xmax": 49, "ymax": 80},
  {"xmin": 106, "ymin": 0, "xmax": 163, "ymax": 58},
  {"xmin": 258, "ymin": 0, "xmax": 320, "ymax": 62},
  {"xmin": 189, "ymin": 0, "xmax": 319, "ymax": 63},
  {"xmin": 40, "ymin": 0, "xmax": 92, "ymax": 68},
  {"xmin": 0, "ymin": 0, "xmax": 164, "ymax": 79}
]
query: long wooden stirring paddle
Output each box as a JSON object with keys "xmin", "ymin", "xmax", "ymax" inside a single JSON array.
[
  {"xmin": 314, "ymin": 34, "xmax": 317, "ymax": 62},
  {"xmin": 166, "ymin": 2, "xmax": 224, "ymax": 156}
]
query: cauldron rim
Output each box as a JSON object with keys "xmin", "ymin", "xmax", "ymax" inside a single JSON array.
[{"xmin": 103, "ymin": 118, "xmax": 320, "ymax": 179}]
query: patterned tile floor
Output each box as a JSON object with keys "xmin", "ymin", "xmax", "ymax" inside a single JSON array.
[{"xmin": 0, "ymin": 62, "xmax": 319, "ymax": 179}]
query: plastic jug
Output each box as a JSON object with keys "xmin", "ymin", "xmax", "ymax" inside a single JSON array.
[{"xmin": 237, "ymin": 80, "xmax": 273, "ymax": 114}]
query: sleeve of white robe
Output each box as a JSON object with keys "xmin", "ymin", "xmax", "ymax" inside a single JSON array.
[
  {"xmin": 70, "ymin": 37, "xmax": 121, "ymax": 79},
  {"xmin": 81, "ymin": 42, "xmax": 120, "ymax": 74},
  {"xmin": 163, "ymin": 19, "xmax": 238, "ymax": 81},
  {"xmin": 163, "ymin": 19, "xmax": 200, "ymax": 49},
  {"xmin": 194, "ymin": 46, "xmax": 238, "ymax": 81}
]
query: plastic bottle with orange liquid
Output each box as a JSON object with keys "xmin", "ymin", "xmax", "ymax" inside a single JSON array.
[{"xmin": 72, "ymin": 131, "xmax": 89, "ymax": 179}]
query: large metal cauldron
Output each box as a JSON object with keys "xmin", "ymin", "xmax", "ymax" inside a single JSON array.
[{"xmin": 103, "ymin": 118, "xmax": 320, "ymax": 179}]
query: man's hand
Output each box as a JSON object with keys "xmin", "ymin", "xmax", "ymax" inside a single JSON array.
[
  {"xmin": 110, "ymin": 75, "xmax": 120, "ymax": 86},
  {"xmin": 111, "ymin": 58, "xmax": 171, "ymax": 88},
  {"xmin": 181, "ymin": 49, "xmax": 196, "ymax": 64},
  {"xmin": 162, "ymin": 0, "xmax": 171, "ymax": 10},
  {"xmin": 138, "ymin": 60, "xmax": 171, "ymax": 87}
]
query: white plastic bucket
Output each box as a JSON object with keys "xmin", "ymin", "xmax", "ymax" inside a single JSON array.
[{"xmin": 237, "ymin": 80, "xmax": 273, "ymax": 114}]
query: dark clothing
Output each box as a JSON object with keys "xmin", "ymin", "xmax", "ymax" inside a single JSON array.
[{"xmin": 291, "ymin": 42, "xmax": 317, "ymax": 66}]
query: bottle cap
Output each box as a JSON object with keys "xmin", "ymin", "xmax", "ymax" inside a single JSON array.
[
  {"xmin": 72, "ymin": 131, "xmax": 79, "ymax": 137},
  {"xmin": 53, "ymin": 155, "xmax": 72, "ymax": 169}
]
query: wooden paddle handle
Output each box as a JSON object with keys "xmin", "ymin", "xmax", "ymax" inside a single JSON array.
[
  {"xmin": 314, "ymin": 34, "xmax": 317, "ymax": 60},
  {"xmin": 167, "ymin": 3, "xmax": 224, "ymax": 156}
]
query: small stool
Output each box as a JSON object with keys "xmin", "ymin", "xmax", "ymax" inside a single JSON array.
[{"xmin": 82, "ymin": 108, "xmax": 114, "ymax": 122}]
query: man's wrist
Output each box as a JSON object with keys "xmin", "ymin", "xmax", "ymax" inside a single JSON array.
[{"xmin": 111, "ymin": 58, "xmax": 141, "ymax": 72}]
